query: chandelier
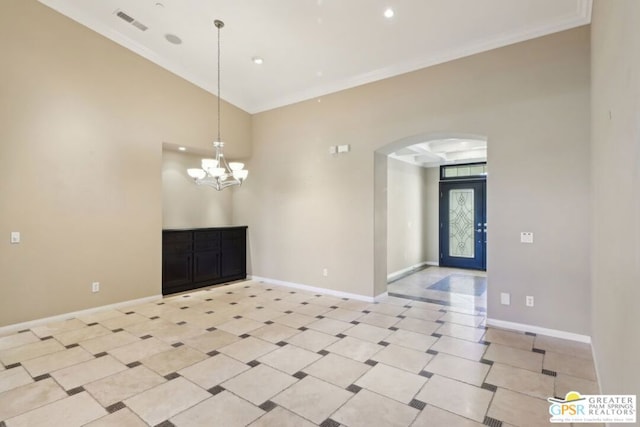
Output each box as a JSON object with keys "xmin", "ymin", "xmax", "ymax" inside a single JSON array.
[{"xmin": 187, "ymin": 19, "xmax": 248, "ymax": 190}]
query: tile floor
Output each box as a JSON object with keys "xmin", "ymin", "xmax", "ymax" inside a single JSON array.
[
  {"xmin": 0, "ymin": 279, "xmax": 600, "ymax": 426},
  {"xmin": 388, "ymin": 266, "xmax": 487, "ymax": 312}
]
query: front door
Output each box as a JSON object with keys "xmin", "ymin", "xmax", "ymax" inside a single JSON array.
[{"xmin": 439, "ymin": 180, "xmax": 486, "ymax": 270}]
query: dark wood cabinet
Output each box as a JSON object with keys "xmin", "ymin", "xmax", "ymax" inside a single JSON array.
[{"xmin": 162, "ymin": 226, "xmax": 247, "ymax": 295}]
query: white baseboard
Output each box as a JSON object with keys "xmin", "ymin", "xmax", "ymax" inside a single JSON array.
[
  {"xmin": 387, "ymin": 261, "xmax": 431, "ymax": 282},
  {"xmin": 0, "ymin": 294, "xmax": 162, "ymax": 336},
  {"xmin": 486, "ymin": 318, "xmax": 591, "ymax": 344},
  {"xmin": 249, "ymin": 276, "xmax": 375, "ymax": 303},
  {"xmin": 374, "ymin": 291, "xmax": 389, "ymax": 301}
]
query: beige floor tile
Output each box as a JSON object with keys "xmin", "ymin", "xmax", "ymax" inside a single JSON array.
[
  {"xmin": 431, "ymin": 335, "xmax": 488, "ymax": 361},
  {"xmin": 0, "ymin": 378, "xmax": 67, "ymax": 420},
  {"xmin": 303, "ymin": 353, "xmax": 371, "ymax": 387},
  {"xmin": 84, "ymin": 408, "xmax": 148, "ymax": 427},
  {"xmin": 333, "ymin": 389, "xmax": 419, "ymax": 427},
  {"xmin": 50, "ymin": 355, "xmax": 127, "ymax": 390},
  {"xmin": 395, "ymin": 317, "xmax": 441, "ymax": 335},
  {"xmin": 79, "ymin": 331, "xmax": 140, "ymax": 354},
  {"xmin": 0, "ymin": 366, "xmax": 33, "ymax": 394},
  {"xmin": 126, "ymin": 302, "xmax": 179, "ymax": 318},
  {"xmin": 425, "ymin": 353, "xmax": 490, "ymax": 386},
  {"xmin": 357, "ymin": 312, "xmax": 401, "ymax": 328},
  {"xmin": 483, "ymin": 328, "xmax": 534, "ymax": 351},
  {"xmin": 365, "ymin": 303, "xmax": 408, "ymax": 317},
  {"xmin": 385, "ymin": 329, "xmax": 438, "ymax": 352},
  {"xmin": 415, "ymin": 375, "xmax": 493, "ymax": 422},
  {"xmin": 436, "ymin": 323, "xmax": 486, "ymax": 342},
  {"xmin": 170, "ymin": 391, "xmax": 264, "ymax": 427},
  {"xmin": 248, "ymin": 406, "xmax": 316, "ymax": 427},
  {"xmin": 222, "ymin": 364, "xmax": 298, "ymax": 405},
  {"xmin": 555, "ymin": 372, "xmax": 600, "ymax": 397},
  {"xmin": 0, "ymin": 332, "xmax": 40, "ymax": 351},
  {"xmin": 272, "ymin": 376, "xmax": 352, "ymax": 424},
  {"xmin": 31, "ymin": 319, "xmax": 87, "ymax": 338},
  {"xmin": 322, "ymin": 307, "xmax": 365, "ymax": 322},
  {"xmin": 335, "ymin": 299, "xmax": 371, "ymax": 312},
  {"xmin": 22, "ymin": 346, "xmax": 94, "ymax": 377},
  {"xmin": 403, "ymin": 307, "xmax": 444, "ymax": 322},
  {"xmin": 125, "ymin": 377, "xmax": 210, "ymax": 426},
  {"xmin": 216, "ymin": 317, "xmax": 266, "ymax": 336},
  {"xmin": 107, "ymin": 337, "xmax": 172, "ymax": 365},
  {"xmin": 99, "ymin": 313, "xmax": 148, "ymax": 331},
  {"xmin": 307, "ymin": 295, "xmax": 345, "ymax": 308},
  {"xmin": 83, "ymin": 365, "xmax": 165, "ymax": 407},
  {"xmin": 372, "ymin": 344, "xmax": 433, "ymax": 373},
  {"xmin": 534, "ymin": 334, "xmax": 593, "ymax": 360},
  {"xmin": 439, "ymin": 311, "xmax": 485, "ymax": 327},
  {"xmin": 244, "ymin": 308, "xmax": 287, "ymax": 322},
  {"xmin": 77, "ymin": 310, "xmax": 127, "ymax": 324},
  {"xmin": 249, "ymin": 324, "xmax": 300, "ymax": 343},
  {"xmin": 218, "ymin": 337, "xmax": 279, "ymax": 363},
  {"xmin": 258, "ymin": 344, "xmax": 321, "ymax": 374},
  {"xmin": 411, "ymin": 405, "xmax": 483, "ymax": 427},
  {"xmin": 487, "ymin": 388, "xmax": 550, "ymax": 427},
  {"xmin": 286, "ymin": 329, "xmax": 339, "ymax": 352},
  {"xmin": 179, "ymin": 353, "xmax": 249, "ymax": 389},
  {"xmin": 122, "ymin": 318, "xmax": 175, "ymax": 337},
  {"xmin": 182, "ymin": 330, "xmax": 240, "ymax": 353},
  {"xmin": 0, "ymin": 339, "xmax": 65, "ymax": 365},
  {"xmin": 355, "ymin": 363, "xmax": 427, "ymax": 404},
  {"xmin": 141, "ymin": 346, "xmax": 207, "ymax": 376},
  {"xmin": 408, "ymin": 300, "xmax": 447, "ymax": 311},
  {"xmin": 486, "ymin": 362, "xmax": 554, "ymax": 399},
  {"xmin": 544, "ymin": 350, "xmax": 597, "ymax": 381},
  {"xmin": 306, "ymin": 318, "xmax": 353, "ymax": 335},
  {"xmin": 344, "ymin": 323, "xmax": 393, "ymax": 343},
  {"xmin": 325, "ymin": 336, "xmax": 383, "ymax": 362},
  {"xmin": 4, "ymin": 391, "xmax": 106, "ymax": 427},
  {"xmin": 484, "ymin": 343, "xmax": 543, "ymax": 372},
  {"xmin": 272, "ymin": 313, "xmax": 316, "ymax": 329},
  {"xmin": 54, "ymin": 324, "xmax": 112, "ymax": 346},
  {"xmin": 291, "ymin": 303, "xmax": 332, "ymax": 317},
  {"xmin": 148, "ymin": 324, "xmax": 204, "ymax": 344}
]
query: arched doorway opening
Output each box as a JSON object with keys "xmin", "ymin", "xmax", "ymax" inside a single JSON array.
[{"xmin": 374, "ymin": 132, "xmax": 488, "ymax": 313}]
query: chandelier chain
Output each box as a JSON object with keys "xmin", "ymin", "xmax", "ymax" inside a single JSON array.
[{"xmin": 216, "ymin": 20, "xmax": 222, "ymax": 143}]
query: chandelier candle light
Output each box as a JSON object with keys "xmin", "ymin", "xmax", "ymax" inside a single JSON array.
[{"xmin": 187, "ymin": 19, "xmax": 248, "ymax": 190}]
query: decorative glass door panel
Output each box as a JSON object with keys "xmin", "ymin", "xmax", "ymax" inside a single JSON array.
[
  {"xmin": 449, "ymin": 189, "xmax": 475, "ymax": 258},
  {"xmin": 440, "ymin": 181, "xmax": 486, "ymax": 270}
]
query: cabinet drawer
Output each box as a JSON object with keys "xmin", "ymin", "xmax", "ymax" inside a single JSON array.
[
  {"xmin": 163, "ymin": 231, "xmax": 193, "ymax": 254},
  {"xmin": 194, "ymin": 230, "xmax": 221, "ymax": 251}
]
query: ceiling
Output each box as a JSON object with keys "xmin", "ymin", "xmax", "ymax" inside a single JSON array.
[
  {"xmin": 389, "ymin": 137, "xmax": 487, "ymax": 168},
  {"xmin": 38, "ymin": 0, "xmax": 591, "ymax": 114}
]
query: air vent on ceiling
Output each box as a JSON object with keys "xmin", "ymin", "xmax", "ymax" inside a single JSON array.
[{"xmin": 115, "ymin": 10, "xmax": 148, "ymax": 32}]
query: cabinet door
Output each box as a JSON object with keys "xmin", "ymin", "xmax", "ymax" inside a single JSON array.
[
  {"xmin": 162, "ymin": 253, "xmax": 192, "ymax": 291},
  {"xmin": 193, "ymin": 250, "xmax": 221, "ymax": 283},
  {"xmin": 221, "ymin": 229, "xmax": 246, "ymax": 279}
]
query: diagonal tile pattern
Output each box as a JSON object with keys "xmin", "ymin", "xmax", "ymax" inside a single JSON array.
[{"xmin": 0, "ymin": 279, "xmax": 600, "ymax": 426}]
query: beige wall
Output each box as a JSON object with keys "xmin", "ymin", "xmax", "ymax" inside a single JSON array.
[
  {"xmin": 386, "ymin": 158, "xmax": 429, "ymax": 275},
  {"xmin": 0, "ymin": 0, "xmax": 251, "ymax": 326},
  {"xmin": 237, "ymin": 27, "xmax": 592, "ymax": 335},
  {"xmin": 424, "ymin": 167, "xmax": 440, "ymax": 264},
  {"xmin": 162, "ymin": 150, "xmax": 233, "ymax": 229},
  {"xmin": 590, "ymin": 0, "xmax": 640, "ymax": 395}
]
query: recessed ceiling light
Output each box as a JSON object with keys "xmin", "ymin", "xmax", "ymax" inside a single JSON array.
[
  {"xmin": 384, "ymin": 7, "xmax": 395, "ymax": 18},
  {"xmin": 178, "ymin": 147, "xmax": 186, "ymax": 151},
  {"xmin": 165, "ymin": 34, "xmax": 182, "ymax": 45},
  {"xmin": 252, "ymin": 57, "xmax": 264, "ymax": 65}
]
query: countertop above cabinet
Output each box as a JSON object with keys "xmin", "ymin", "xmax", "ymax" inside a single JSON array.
[{"xmin": 162, "ymin": 226, "xmax": 247, "ymax": 295}]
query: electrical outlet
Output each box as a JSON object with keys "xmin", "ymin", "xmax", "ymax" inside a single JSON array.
[
  {"xmin": 322, "ymin": 268, "xmax": 328, "ymax": 277},
  {"xmin": 10, "ymin": 232, "xmax": 20, "ymax": 244},
  {"xmin": 526, "ymin": 296, "xmax": 534, "ymax": 307},
  {"xmin": 92, "ymin": 282, "xmax": 100, "ymax": 293}
]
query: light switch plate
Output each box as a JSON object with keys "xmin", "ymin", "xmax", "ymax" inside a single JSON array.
[
  {"xmin": 500, "ymin": 292, "xmax": 510, "ymax": 305},
  {"xmin": 520, "ymin": 232, "xmax": 534, "ymax": 243},
  {"xmin": 10, "ymin": 232, "xmax": 20, "ymax": 244}
]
